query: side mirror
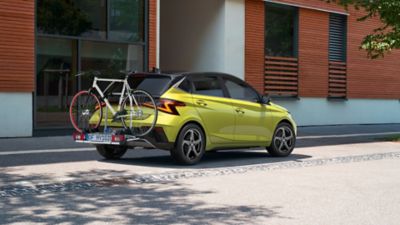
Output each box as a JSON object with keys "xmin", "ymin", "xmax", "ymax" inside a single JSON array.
[{"xmin": 261, "ymin": 95, "xmax": 271, "ymax": 105}]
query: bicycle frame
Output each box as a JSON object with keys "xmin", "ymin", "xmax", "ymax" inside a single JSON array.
[{"xmin": 91, "ymin": 76, "xmax": 136, "ymax": 116}]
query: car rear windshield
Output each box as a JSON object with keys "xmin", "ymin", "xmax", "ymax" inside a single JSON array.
[{"xmin": 128, "ymin": 74, "xmax": 172, "ymax": 97}]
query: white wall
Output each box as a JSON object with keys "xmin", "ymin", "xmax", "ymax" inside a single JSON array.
[
  {"xmin": 224, "ymin": 0, "xmax": 245, "ymax": 79},
  {"xmin": 0, "ymin": 92, "xmax": 32, "ymax": 137},
  {"xmin": 160, "ymin": 0, "xmax": 245, "ymax": 79},
  {"xmin": 274, "ymin": 98, "xmax": 400, "ymax": 126}
]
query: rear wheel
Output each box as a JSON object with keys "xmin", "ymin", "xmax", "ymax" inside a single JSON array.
[
  {"xmin": 267, "ymin": 122, "xmax": 296, "ymax": 157},
  {"xmin": 69, "ymin": 90, "xmax": 102, "ymax": 133},
  {"xmin": 171, "ymin": 124, "xmax": 205, "ymax": 165},
  {"xmin": 96, "ymin": 145, "xmax": 127, "ymax": 160},
  {"xmin": 121, "ymin": 90, "xmax": 158, "ymax": 137}
]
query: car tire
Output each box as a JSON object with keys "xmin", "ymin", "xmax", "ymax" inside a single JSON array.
[
  {"xmin": 96, "ymin": 145, "xmax": 128, "ymax": 160},
  {"xmin": 267, "ymin": 122, "xmax": 296, "ymax": 157},
  {"xmin": 170, "ymin": 124, "xmax": 206, "ymax": 165}
]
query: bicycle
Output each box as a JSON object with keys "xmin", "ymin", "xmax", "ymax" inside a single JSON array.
[{"xmin": 69, "ymin": 71, "xmax": 158, "ymax": 137}]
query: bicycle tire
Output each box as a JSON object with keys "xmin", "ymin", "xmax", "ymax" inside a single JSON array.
[
  {"xmin": 69, "ymin": 90, "xmax": 103, "ymax": 133},
  {"xmin": 121, "ymin": 90, "xmax": 158, "ymax": 137}
]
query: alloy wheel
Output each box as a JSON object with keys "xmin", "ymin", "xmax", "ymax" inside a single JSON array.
[
  {"xmin": 273, "ymin": 126, "xmax": 295, "ymax": 152},
  {"xmin": 182, "ymin": 129, "xmax": 203, "ymax": 160}
]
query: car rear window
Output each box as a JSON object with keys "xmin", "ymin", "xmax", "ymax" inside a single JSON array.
[{"xmin": 128, "ymin": 74, "xmax": 172, "ymax": 97}]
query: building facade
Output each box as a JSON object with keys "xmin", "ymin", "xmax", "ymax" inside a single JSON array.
[{"xmin": 0, "ymin": 0, "xmax": 399, "ymax": 137}]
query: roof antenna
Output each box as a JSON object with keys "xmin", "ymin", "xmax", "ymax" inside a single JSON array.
[{"xmin": 151, "ymin": 67, "xmax": 161, "ymax": 73}]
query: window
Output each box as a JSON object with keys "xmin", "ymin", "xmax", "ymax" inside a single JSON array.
[
  {"xmin": 128, "ymin": 75, "xmax": 172, "ymax": 97},
  {"xmin": 178, "ymin": 79, "xmax": 192, "ymax": 93},
  {"xmin": 37, "ymin": 0, "xmax": 107, "ymax": 39},
  {"xmin": 36, "ymin": 37, "xmax": 77, "ymax": 127},
  {"xmin": 192, "ymin": 76, "xmax": 224, "ymax": 97},
  {"xmin": 224, "ymin": 79, "xmax": 260, "ymax": 103},
  {"xmin": 80, "ymin": 41, "xmax": 144, "ymax": 89},
  {"xmin": 109, "ymin": 0, "xmax": 145, "ymax": 42},
  {"xmin": 37, "ymin": 0, "xmax": 145, "ymax": 42},
  {"xmin": 265, "ymin": 3, "xmax": 298, "ymax": 57},
  {"xmin": 329, "ymin": 14, "xmax": 347, "ymax": 61}
]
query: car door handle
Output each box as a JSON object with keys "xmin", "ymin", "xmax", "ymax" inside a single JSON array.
[
  {"xmin": 196, "ymin": 100, "xmax": 208, "ymax": 107},
  {"xmin": 235, "ymin": 108, "xmax": 245, "ymax": 114}
]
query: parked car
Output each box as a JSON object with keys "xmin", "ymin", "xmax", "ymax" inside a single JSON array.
[{"xmin": 89, "ymin": 72, "xmax": 297, "ymax": 165}]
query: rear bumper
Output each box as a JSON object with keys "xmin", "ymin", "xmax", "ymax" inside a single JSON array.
[{"xmin": 73, "ymin": 127, "xmax": 175, "ymax": 150}]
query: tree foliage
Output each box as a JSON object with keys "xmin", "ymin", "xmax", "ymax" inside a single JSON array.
[{"xmin": 327, "ymin": 0, "xmax": 400, "ymax": 58}]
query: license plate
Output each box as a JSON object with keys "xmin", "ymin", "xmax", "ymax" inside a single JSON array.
[{"xmin": 86, "ymin": 133, "xmax": 112, "ymax": 143}]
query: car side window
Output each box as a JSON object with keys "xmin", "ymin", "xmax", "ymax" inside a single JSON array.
[
  {"xmin": 224, "ymin": 78, "xmax": 259, "ymax": 102},
  {"xmin": 178, "ymin": 78, "xmax": 192, "ymax": 93},
  {"xmin": 192, "ymin": 76, "xmax": 224, "ymax": 97}
]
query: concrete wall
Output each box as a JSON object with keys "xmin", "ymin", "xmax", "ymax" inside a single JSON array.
[
  {"xmin": 0, "ymin": 93, "xmax": 33, "ymax": 137},
  {"xmin": 274, "ymin": 98, "xmax": 400, "ymax": 126},
  {"xmin": 160, "ymin": 0, "xmax": 245, "ymax": 79}
]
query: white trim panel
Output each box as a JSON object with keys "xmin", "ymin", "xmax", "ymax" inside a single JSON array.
[
  {"xmin": 264, "ymin": 0, "xmax": 350, "ymax": 15},
  {"xmin": 0, "ymin": 92, "xmax": 33, "ymax": 137},
  {"xmin": 274, "ymin": 98, "xmax": 400, "ymax": 126},
  {"xmin": 224, "ymin": 0, "xmax": 245, "ymax": 80}
]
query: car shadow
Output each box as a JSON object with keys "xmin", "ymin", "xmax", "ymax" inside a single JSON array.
[{"xmin": 103, "ymin": 149, "xmax": 312, "ymax": 169}]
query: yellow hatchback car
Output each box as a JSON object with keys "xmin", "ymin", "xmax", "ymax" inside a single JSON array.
[{"xmin": 89, "ymin": 72, "xmax": 297, "ymax": 165}]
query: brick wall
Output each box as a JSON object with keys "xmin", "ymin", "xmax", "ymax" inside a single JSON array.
[
  {"xmin": 245, "ymin": 0, "xmax": 265, "ymax": 94},
  {"xmin": 0, "ymin": 0, "xmax": 34, "ymax": 92},
  {"xmin": 298, "ymin": 8, "xmax": 329, "ymax": 97},
  {"xmin": 271, "ymin": 0, "xmax": 345, "ymax": 13},
  {"xmin": 245, "ymin": 0, "xmax": 400, "ymax": 99},
  {"xmin": 148, "ymin": 0, "xmax": 157, "ymax": 71}
]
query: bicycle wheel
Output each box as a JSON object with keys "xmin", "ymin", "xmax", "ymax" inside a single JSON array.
[
  {"xmin": 69, "ymin": 90, "xmax": 103, "ymax": 133},
  {"xmin": 121, "ymin": 90, "xmax": 158, "ymax": 137}
]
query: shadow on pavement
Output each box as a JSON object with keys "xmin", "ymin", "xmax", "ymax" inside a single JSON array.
[
  {"xmin": 0, "ymin": 173, "xmax": 289, "ymax": 224},
  {"xmin": 105, "ymin": 151, "xmax": 311, "ymax": 169}
]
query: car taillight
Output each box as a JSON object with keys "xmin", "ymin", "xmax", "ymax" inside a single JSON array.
[
  {"xmin": 95, "ymin": 102, "xmax": 106, "ymax": 111},
  {"xmin": 157, "ymin": 99, "xmax": 186, "ymax": 115},
  {"xmin": 112, "ymin": 135, "xmax": 126, "ymax": 142},
  {"xmin": 73, "ymin": 132, "xmax": 86, "ymax": 141}
]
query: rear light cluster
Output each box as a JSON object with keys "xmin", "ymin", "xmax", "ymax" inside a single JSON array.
[
  {"xmin": 157, "ymin": 99, "xmax": 185, "ymax": 115},
  {"xmin": 144, "ymin": 98, "xmax": 185, "ymax": 115},
  {"xmin": 112, "ymin": 135, "xmax": 125, "ymax": 142},
  {"xmin": 95, "ymin": 102, "xmax": 107, "ymax": 111},
  {"xmin": 73, "ymin": 132, "xmax": 86, "ymax": 141}
]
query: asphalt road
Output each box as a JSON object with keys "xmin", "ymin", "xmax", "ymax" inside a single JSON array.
[
  {"xmin": 0, "ymin": 124, "xmax": 400, "ymax": 224},
  {"xmin": 0, "ymin": 124, "xmax": 399, "ymax": 167}
]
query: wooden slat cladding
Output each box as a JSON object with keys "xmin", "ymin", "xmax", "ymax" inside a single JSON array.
[
  {"xmin": 265, "ymin": 56, "xmax": 299, "ymax": 97},
  {"xmin": 328, "ymin": 61, "xmax": 347, "ymax": 98},
  {"xmin": 0, "ymin": 0, "xmax": 35, "ymax": 92}
]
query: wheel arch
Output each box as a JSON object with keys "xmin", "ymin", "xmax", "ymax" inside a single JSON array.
[
  {"xmin": 175, "ymin": 120, "xmax": 208, "ymax": 147},
  {"xmin": 276, "ymin": 119, "xmax": 297, "ymax": 136}
]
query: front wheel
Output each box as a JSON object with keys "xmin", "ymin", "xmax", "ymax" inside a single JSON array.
[
  {"xmin": 267, "ymin": 122, "xmax": 296, "ymax": 157},
  {"xmin": 69, "ymin": 90, "xmax": 103, "ymax": 133},
  {"xmin": 170, "ymin": 124, "xmax": 206, "ymax": 165},
  {"xmin": 96, "ymin": 145, "xmax": 127, "ymax": 160}
]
